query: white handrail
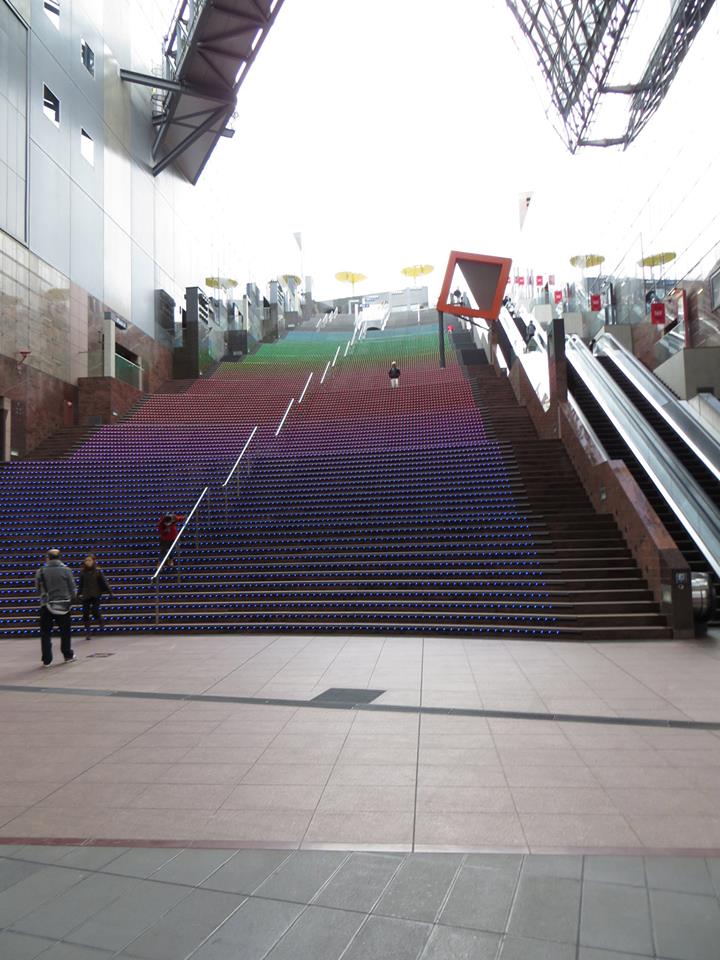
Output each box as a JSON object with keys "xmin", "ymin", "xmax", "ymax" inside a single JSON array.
[
  {"xmin": 320, "ymin": 360, "xmax": 331, "ymax": 384},
  {"xmin": 151, "ymin": 485, "xmax": 209, "ymax": 581},
  {"xmin": 222, "ymin": 425, "xmax": 258, "ymax": 487},
  {"xmin": 275, "ymin": 397, "xmax": 295, "ymax": 436},
  {"xmin": 298, "ymin": 372, "xmax": 313, "ymax": 404},
  {"xmin": 331, "ymin": 345, "xmax": 341, "ymax": 367}
]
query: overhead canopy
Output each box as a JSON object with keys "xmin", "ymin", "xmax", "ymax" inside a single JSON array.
[{"xmin": 121, "ymin": 0, "xmax": 286, "ymax": 183}]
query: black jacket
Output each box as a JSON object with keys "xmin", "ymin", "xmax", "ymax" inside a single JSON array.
[
  {"xmin": 78, "ymin": 568, "xmax": 111, "ymax": 599},
  {"xmin": 388, "ymin": 366, "xmax": 400, "ymax": 379}
]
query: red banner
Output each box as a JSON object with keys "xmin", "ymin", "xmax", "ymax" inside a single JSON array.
[
  {"xmin": 590, "ymin": 294, "xmax": 602, "ymax": 311},
  {"xmin": 554, "ymin": 290, "xmax": 563, "ymax": 304},
  {"xmin": 517, "ymin": 277, "xmax": 525, "ymax": 286},
  {"xmin": 651, "ymin": 302, "xmax": 666, "ymax": 325},
  {"xmin": 536, "ymin": 275, "xmax": 543, "ymax": 286}
]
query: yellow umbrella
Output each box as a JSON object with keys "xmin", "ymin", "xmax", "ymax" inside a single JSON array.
[
  {"xmin": 205, "ymin": 277, "xmax": 238, "ymax": 289},
  {"xmin": 638, "ymin": 252, "xmax": 676, "ymax": 268},
  {"xmin": 401, "ymin": 264, "xmax": 434, "ymax": 282},
  {"xmin": 282, "ymin": 275, "xmax": 302, "ymax": 287},
  {"xmin": 335, "ymin": 271, "xmax": 367, "ymax": 296},
  {"xmin": 570, "ymin": 255, "xmax": 605, "ymax": 269}
]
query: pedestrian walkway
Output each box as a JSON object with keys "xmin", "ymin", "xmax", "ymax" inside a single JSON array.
[
  {"xmin": 0, "ymin": 634, "xmax": 719, "ymax": 850},
  {"xmin": 0, "ymin": 844, "xmax": 719, "ymax": 959},
  {"xmin": 2, "ymin": 632, "xmax": 720, "ymax": 958}
]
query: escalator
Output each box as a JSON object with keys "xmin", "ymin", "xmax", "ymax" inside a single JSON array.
[{"xmin": 565, "ymin": 336, "xmax": 720, "ymax": 621}]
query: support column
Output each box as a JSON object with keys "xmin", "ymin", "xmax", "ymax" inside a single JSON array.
[
  {"xmin": 438, "ymin": 310, "xmax": 445, "ymax": 368},
  {"xmin": 547, "ymin": 315, "xmax": 567, "ymax": 403}
]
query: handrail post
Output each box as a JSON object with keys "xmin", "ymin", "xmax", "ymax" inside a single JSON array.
[{"xmin": 155, "ymin": 576, "xmax": 160, "ymax": 625}]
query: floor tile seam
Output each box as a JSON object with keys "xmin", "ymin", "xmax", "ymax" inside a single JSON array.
[
  {"xmin": 53, "ymin": 872, "xmax": 204, "ymax": 956},
  {"xmin": 432, "ymin": 852, "xmax": 468, "ymax": 928},
  {"xmin": 585, "ymin": 643, "xmax": 698, "ymax": 723},
  {"xmin": 193, "ymin": 635, "xmax": 283, "ymax": 703},
  {"xmin": 4, "ymin": 680, "xmax": 715, "ymax": 731},
  {"xmin": 245, "ymin": 858, "xmax": 357, "ymax": 960},
  {"xmin": 116, "ymin": 875, "xmax": 250, "ymax": 960},
  {"xmin": 294, "ymin": 694, "xmax": 361, "ymax": 846},
  {"xmin": 311, "ymin": 635, "xmax": 366, "ymax": 697},
  {"xmin": 411, "ymin": 637, "xmax": 425, "ymax": 852},
  {"xmin": 574, "ymin": 850, "xmax": 585, "ymax": 960},
  {"xmin": 364, "ymin": 635, "xmax": 392, "ymax": 703},
  {"xmin": 484, "ymin": 709, "xmax": 521, "ymax": 830},
  {"xmin": 0, "ymin": 687, "xmax": 202, "ymax": 840},
  {"xmin": 641, "ymin": 854, "xmax": 659, "ymax": 960}
]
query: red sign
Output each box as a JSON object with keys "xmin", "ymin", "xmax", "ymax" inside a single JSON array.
[
  {"xmin": 447, "ymin": 324, "xmax": 454, "ymax": 333},
  {"xmin": 536, "ymin": 275, "xmax": 543, "ymax": 286},
  {"xmin": 590, "ymin": 294, "xmax": 602, "ymax": 311},
  {"xmin": 650, "ymin": 302, "xmax": 666, "ymax": 325},
  {"xmin": 554, "ymin": 290, "xmax": 563, "ymax": 304},
  {"xmin": 517, "ymin": 277, "xmax": 525, "ymax": 286}
]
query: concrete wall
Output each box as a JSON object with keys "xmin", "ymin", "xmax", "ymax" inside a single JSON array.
[{"xmin": 654, "ymin": 347, "xmax": 720, "ymax": 400}]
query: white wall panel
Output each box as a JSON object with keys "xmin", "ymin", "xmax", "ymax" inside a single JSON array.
[
  {"xmin": 70, "ymin": 93, "xmax": 103, "ymax": 204},
  {"xmin": 69, "ymin": 180, "xmax": 103, "ymax": 300},
  {"xmin": 29, "ymin": 32, "xmax": 71, "ymax": 173},
  {"xmin": 103, "ymin": 213, "xmax": 131, "ymax": 320},
  {"xmin": 28, "ymin": 140, "xmax": 70, "ymax": 274},
  {"xmin": 131, "ymin": 240, "xmax": 156, "ymax": 336},
  {"xmin": 103, "ymin": 129, "xmax": 131, "ymax": 234},
  {"xmin": 69, "ymin": 1, "xmax": 104, "ymax": 118},
  {"xmin": 131, "ymin": 161, "xmax": 154, "ymax": 256}
]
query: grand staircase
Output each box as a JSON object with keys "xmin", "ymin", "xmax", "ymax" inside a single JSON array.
[{"xmin": 0, "ymin": 319, "xmax": 670, "ymax": 639}]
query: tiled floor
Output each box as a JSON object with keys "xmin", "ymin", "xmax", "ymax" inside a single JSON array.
[
  {"xmin": 1, "ymin": 632, "xmax": 720, "ymax": 719},
  {"xmin": 2, "ymin": 631, "xmax": 720, "ymax": 958},
  {"xmin": 0, "ymin": 846, "xmax": 719, "ymax": 960},
  {"xmin": 0, "ymin": 633, "xmax": 719, "ymax": 850}
]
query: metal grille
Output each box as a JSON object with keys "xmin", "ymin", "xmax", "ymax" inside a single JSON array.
[{"xmin": 505, "ymin": 0, "xmax": 716, "ymax": 150}]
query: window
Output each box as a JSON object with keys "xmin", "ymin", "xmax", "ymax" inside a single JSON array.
[
  {"xmin": 42, "ymin": 85, "xmax": 60, "ymax": 127},
  {"xmin": 43, "ymin": 0, "xmax": 60, "ymax": 29},
  {"xmin": 81, "ymin": 39, "xmax": 94, "ymax": 76},
  {"xmin": 80, "ymin": 128, "xmax": 94, "ymax": 165}
]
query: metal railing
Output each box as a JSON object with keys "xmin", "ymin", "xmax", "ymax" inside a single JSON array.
[
  {"xmin": 222, "ymin": 425, "xmax": 258, "ymax": 503},
  {"xmin": 567, "ymin": 335, "xmax": 720, "ymax": 577},
  {"xmin": 150, "ymin": 485, "xmax": 209, "ymax": 624},
  {"xmin": 115, "ymin": 354, "xmax": 142, "ymax": 389},
  {"xmin": 594, "ymin": 332, "xmax": 720, "ymax": 483}
]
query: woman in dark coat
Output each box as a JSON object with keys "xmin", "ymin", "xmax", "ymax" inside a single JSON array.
[{"xmin": 77, "ymin": 555, "xmax": 111, "ymax": 639}]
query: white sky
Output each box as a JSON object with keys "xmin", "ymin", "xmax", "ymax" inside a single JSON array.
[{"xmin": 205, "ymin": 0, "xmax": 720, "ymax": 301}]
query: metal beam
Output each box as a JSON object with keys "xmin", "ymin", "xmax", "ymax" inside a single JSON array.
[
  {"xmin": 119, "ymin": 69, "xmax": 234, "ymax": 105},
  {"xmin": 152, "ymin": 105, "xmax": 227, "ymax": 177}
]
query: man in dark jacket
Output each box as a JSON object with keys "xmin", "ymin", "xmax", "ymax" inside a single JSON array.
[
  {"xmin": 388, "ymin": 362, "xmax": 400, "ymax": 389},
  {"xmin": 35, "ymin": 549, "xmax": 77, "ymax": 666}
]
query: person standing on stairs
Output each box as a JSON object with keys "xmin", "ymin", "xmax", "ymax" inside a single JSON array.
[
  {"xmin": 77, "ymin": 555, "xmax": 111, "ymax": 640},
  {"xmin": 525, "ymin": 319, "xmax": 536, "ymax": 348},
  {"xmin": 35, "ymin": 549, "xmax": 77, "ymax": 667},
  {"xmin": 389, "ymin": 361, "xmax": 401, "ymax": 389},
  {"xmin": 158, "ymin": 511, "xmax": 185, "ymax": 568}
]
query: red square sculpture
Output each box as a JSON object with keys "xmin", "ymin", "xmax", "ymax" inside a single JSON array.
[{"xmin": 437, "ymin": 250, "xmax": 512, "ymax": 321}]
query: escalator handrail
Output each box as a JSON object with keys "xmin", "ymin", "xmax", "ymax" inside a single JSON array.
[
  {"xmin": 567, "ymin": 335, "xmax": 720, "ymax": 578},
  {"xmin": 595, "ymin": 332, "xmax": 720, "ymax": 484}
]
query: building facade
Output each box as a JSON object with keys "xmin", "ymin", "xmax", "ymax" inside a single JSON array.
[{"xmin": 0, "ymin": 0, "xmax": 238, "ymax": 456}]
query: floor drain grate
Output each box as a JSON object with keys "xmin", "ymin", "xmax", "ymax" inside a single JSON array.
[
  {"xmin": 311, "ymin": 687, "xmax": 385, "ymax": 704},
  {"xmin": 86, "ymin": 653, "xmax": 115, "ymax": 658}
]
